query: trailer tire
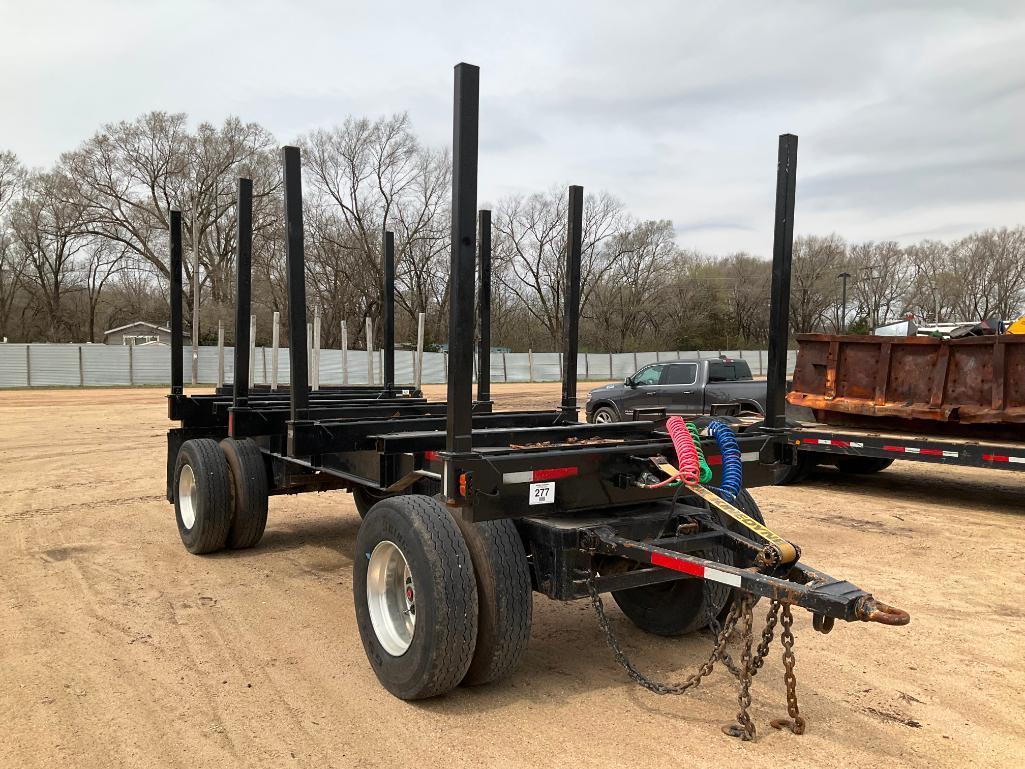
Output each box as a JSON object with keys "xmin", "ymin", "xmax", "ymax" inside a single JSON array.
[
  {"xmin": 455, "ymin": 518, "xmax": 532, "ymax": 686},
  {"xmin": 353, "ymin": 487, "xmax": 405, "ymax": 518},
  {"xmin": 834, "ymin": 456, "xmax": 894, "ymax": 474},
  {"xmin": 353, "ymin": 495, "xmax": 478, "ymax": 700},
  {"xmin": 611, "ymin": 489, "xmax": 766, "ymax": 636},
  {"xmin": 174, "ymin": 439, "xmax": 232, "ymax": 554},
  {"xmin": 219, "ymin": 438, "xmax": 269, "ymax": 549}
]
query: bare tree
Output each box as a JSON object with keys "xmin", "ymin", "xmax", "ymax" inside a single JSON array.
[
  {"xmin": 12, "ymin": 171, "xmax": 89, "ymax": 341},
  {"xmin": 790, "ymin": 234, "xmax": 846, "ymax": 334},
  {"xmin": 849, "ymin": 240, "xmax": 912, "ymax": 329},
  {"xmin": 81, "ymin": 239, "xmax": 130, "ymax": 342},
  {"xmin": 493, "ymin": 188, "xmax": 624, "ymax": 348},
  {"xmin": 586, "ymin": 219, "xmax": 676, "ymax": 351}
]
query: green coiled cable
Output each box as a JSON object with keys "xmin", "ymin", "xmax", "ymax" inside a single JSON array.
[{"xmin": 686, "ymin": 422, "xmax": 713, "ymax": 483}]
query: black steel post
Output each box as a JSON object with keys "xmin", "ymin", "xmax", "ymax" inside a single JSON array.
[
  {"xmin": 169, "ymin": 210, "xmax": 184, "ymax": 395},
  {"xmin": 282, "ymin": 146, "xmax": 309, "ymax": 422},
  {"xmin": 560, "ymin": 185, "xmax": 583, "ymax": 419},
  {"xmin": 765, "ymin": 134, "xmax": 798, "ymax": 431},
  {"xmin": 477, "ymin": 209, "xmax": 492, "ymax": 404},
  {"xmin": 445, "ymin": 62, "xmax": 479, "ymax": 501},
  {"xmin": 382, "ymin": 229, "xmax": 395, "ymax": 390},
  {"xmin": 233, "ymin": 178, "xmax": 253, "ymax": 407}
]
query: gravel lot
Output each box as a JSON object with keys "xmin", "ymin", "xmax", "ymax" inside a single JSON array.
[{"xmin": 1, "ymin": 385, "xmax": 1022, "ymax": 768}]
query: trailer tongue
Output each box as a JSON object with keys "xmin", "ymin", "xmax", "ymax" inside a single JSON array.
[{"xmin": 164, "ymin": 63, "xmax": 910, "ymax": 743}]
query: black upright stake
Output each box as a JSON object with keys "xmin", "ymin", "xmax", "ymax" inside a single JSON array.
[
  {"xmin": 765, "ymin": 134, "xmax": 798, "ymax": 431},
  {"xmin": 169, "ymin": 210, "xmax": 184, "ymax": 395},
  {"xmin": 382, "ymin": 229, "xmax": 395, "ymax": 390},
  {"xmin": 445, "ymin": 62, "xmax": 479, "ymax": 501},
  {"xmin": 233, "ymin": 178, "xmax": 253, "ymax": 407},
  {"xmin": 560, "ymin": 185, "xmax": 584, "ymax": 420},
  {"xmin": 477, "ymin": 210, "xmax": 492, "ymax": 404},
  {"xmin": 282, "ymin": 146, "xmax": 309, "ymax": 422}
]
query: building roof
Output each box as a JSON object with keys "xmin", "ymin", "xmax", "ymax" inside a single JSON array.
[{"xmin": 103, "ymin": 321, "xmax": 171, "ymax": 335}]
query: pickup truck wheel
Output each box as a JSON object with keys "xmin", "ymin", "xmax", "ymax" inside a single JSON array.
[
  {"xmin": 455, "ymin": 518, "xmax": 532, "ymax": 686},
  {"xmin": 174, "ymin": 439, "xmax": 232, "ymax": 555},
  {"xmin": 834, "ymin": 456, "xmax": 894, "ymax": 474},
  {"xmin": 219, "ymin": 438, "xmax": 269, "ymax": 549},
  {"xmin": 591, "ymin": 406, "xmax": 618, "ymax": 424},
  {"xmin": 353, "ymin": 495, "xmax": 478, "ymax": 700}
]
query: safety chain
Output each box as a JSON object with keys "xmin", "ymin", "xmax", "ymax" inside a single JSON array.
[
  {"xmin": 770, "ymin": 604, "xmax": 806, "ymax": 735},
  {"xmin": 586, "ymin": 574, "xmax": 743, "ymax": 695},
  {"xmin": 722, "ymin": 594, "xmax": 758, "ymax": 740},
  {"xmin": 586, "ymin": 571, "xmax": 806, "ymax": 741}
]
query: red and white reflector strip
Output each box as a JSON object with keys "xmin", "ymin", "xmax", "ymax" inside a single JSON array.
[
  {"xmin": 705, "ymin": 451, "xmax": 760, "ymax": 466},
  {"xmin": 804, "ymin": 437, "xmax": 959, "ymax": 458},
  {"xmin": 882, "ymin": 445, "xmax": 958, "ymax": 458},
  {"xmin": 982, "ymin": 453, "xmax": 1025, "ymax": 464},
  {"xmin": 651, "ymin": 552, "xmax": 743, "ymax": 587},
  {"xmin": 503, "ymin": 466, "xmax": 579, "ymax": 484},
  {"xmin": 802, "ymin": 438, "xmax": 864, "ymax": 448}
]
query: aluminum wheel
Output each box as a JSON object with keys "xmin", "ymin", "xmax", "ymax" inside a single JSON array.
[
  {"xmin": 178, "ymin": 463, "xmax": 197, "ymax": 530},
  {"xmin": 366, "ymin": 540, "xmax": 416, "ymax": 656},
  {"xmin": 593, "ymin": 408, "xmax": 614, "ymax": 424}
]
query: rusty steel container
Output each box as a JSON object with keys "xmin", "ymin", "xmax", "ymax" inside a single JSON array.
[{"xmin": 787, "ymin": 333, "xmax": 1025, "ymax": 438}]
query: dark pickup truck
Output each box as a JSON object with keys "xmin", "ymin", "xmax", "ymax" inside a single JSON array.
[{"xmin": 584, "ymin": 357, "xmax": 766, "ymax": 423}]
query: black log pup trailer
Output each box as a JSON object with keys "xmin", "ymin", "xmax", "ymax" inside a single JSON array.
[{"xmin": 165, "ymin": 63, "xmax": 908, "ymax": 740}]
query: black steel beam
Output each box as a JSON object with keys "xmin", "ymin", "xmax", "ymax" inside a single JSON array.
[
  {"xmin": 445, "ymin": 62, "xmax": 480, "ymax": 498},
  {"xmin": 382, "ymin": 229, "xmax": 395, "ymax": 390},
  {"xmin": 561, "ymin": 185, "xmax": 583, "ymax": 419},
  {"xmin": 765, "ymin": 134, "xmax": 798, "ymax": 430},
  {"xmin": 377, "ymin": 421, "xmax": 652, "ymax": 455},
  {"xmin": 477, "ymin": 209, "xmax": 491, "ymax": 403},
  {"xmin": 282, "ymin": 146, "xmax": 309, "ymax": 423},
  {"xmin": 169, "ymin": 210, "xmax": 184, "ymax": 395},
  {"xmin": 233, "ymin": 178, "xmax": 253, "ymax": 408},
  {"xmin": 288, "ymin": 411, "xmax": 566, "ymax": 455},
  {"xmin": 230, "ymin": 400, "xmax": 497, "ymax": 439}
]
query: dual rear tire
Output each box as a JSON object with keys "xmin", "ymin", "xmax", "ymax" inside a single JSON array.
[
  {"xmin": 173, "ymin": 438, "xmax": 269, "ymax": 554},
  {"xmin": 353, "ymin": 494, "xmax": 532, "ymax": 699}
]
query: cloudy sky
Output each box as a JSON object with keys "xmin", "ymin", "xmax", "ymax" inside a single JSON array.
[{"xmin": 2, "ymin": 0, "xmax": 1023, "ymax": 254}]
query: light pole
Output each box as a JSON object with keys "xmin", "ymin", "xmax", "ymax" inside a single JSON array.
[{"xmin": 838, "ymin": 272, "xmax": 851, "ymax": 334}]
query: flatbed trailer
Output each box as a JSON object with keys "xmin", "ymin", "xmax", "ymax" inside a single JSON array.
[
  {"xmin": 164, "ymin": 62, "xmax": 908, "ymax": 740},
  {"xmin": 780, "ymin": 332, "xmax": 1025, "ymax": 482},
  {"xmin": 781, "ymin": 422, "xmax": 1025, "ymax": 479}
]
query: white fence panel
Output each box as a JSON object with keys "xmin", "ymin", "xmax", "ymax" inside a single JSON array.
[
  {"xmin": 28, "ymin": 344, "xmax": 80, "ymax": 386},
  {"xmin": 0, "ymin": 344, "xmax": 796, "ymax": 387},
  {"xmin": 0, "ymin": 344, "xmax": 29, "ymax": 386},
  {"xmin": 82, "ymin": 345, "xmax": 129, "ymax": 386},
  {"xmin": 133, "ymin": 346, "xmax": 171, "ymax": 385}
]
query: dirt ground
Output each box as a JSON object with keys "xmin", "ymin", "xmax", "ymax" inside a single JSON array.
[{"xmin": 1, "ymin": 385, "xmax": 1023, "ymax": 769}]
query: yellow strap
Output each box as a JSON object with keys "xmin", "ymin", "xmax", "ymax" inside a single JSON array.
[{"xmin": 653, "ymin": 460, "xmax": 799, "ymax": 565}]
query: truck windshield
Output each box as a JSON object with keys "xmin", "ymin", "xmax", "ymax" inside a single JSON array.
[{"xmin": 708, "ymin": 360, "xmax": 753, "ymax": 382}]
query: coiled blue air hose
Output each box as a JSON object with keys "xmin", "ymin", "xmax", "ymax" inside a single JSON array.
[{"xmin": 707, "ymin": 420, "xmax": 743, "ymax": 501}]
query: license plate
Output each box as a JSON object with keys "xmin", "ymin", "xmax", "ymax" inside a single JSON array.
[{"xmin": 529, "ymin": 481, "xmax": 555, "ymax": 505}]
